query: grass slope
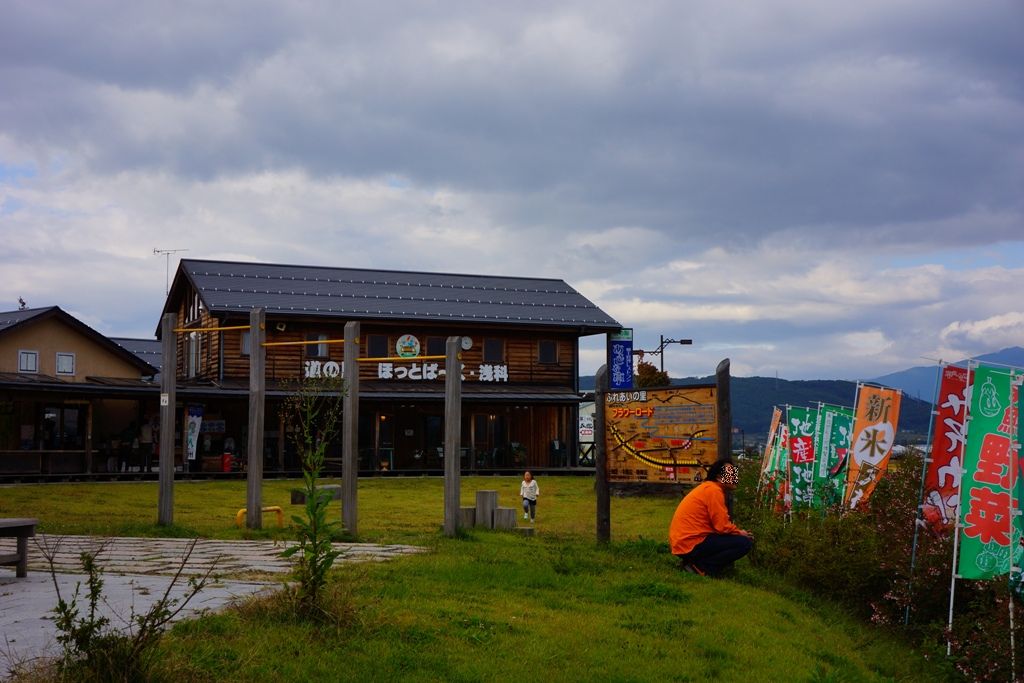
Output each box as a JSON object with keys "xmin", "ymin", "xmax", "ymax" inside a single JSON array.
[{"xmin": 1, "ymin": 477, "xmax": 950, "ymax": 681}]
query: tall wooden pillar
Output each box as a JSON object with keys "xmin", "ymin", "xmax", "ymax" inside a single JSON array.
[
  {"xmin": 246, "ymin": 308, "xmax": 265, "ymax": 529},
  {"xmin": 595, "ymin": 364, "xmax": 610, "ymax": 543},
  {"xmin": 443, "ymin": 336, "xmax": 462, "ymax": 537},
  {"xmin": 716, "ymin": 358, "xmax": 731, "ymax": 461},
  {"xmin": 342, "ymin": 321, "xmax": 360, "ymax": 535},
  {"xmin": 158, "ymin": 313, "xmax": 176, "ymax": 525}
]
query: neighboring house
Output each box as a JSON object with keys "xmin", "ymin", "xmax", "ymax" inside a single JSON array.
[
  {"xmin": 0, "ymin": 307, "xmax": 159, "ymax": 474},
  {"xmin": 159, "ymin": 259, "xmax": 620, "ymax": 472}
]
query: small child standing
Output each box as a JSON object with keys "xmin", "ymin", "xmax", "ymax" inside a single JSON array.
[{"xmin": 520, "ymin": 471, "xmax": 539, "ymax": 523}]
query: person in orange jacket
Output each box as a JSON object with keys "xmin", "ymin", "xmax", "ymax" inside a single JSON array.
[{"xmin": 669, "ymin": 459, "xmax": 753, "ymax": 576}]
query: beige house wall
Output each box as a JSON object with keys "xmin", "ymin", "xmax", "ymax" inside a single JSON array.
[{"xmin": 0, "ymin": 318, "xmax": 142, "ymax": 380}]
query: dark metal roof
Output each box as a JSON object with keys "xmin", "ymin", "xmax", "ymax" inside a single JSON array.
[
  {"xmin": 111, "ymin": 337, "xmax": 162, "ymax": 374},
  {"xmin": 166, "ymin": 259, "xmax": 620, "ymax": 333},
  {"xmin": 0, "ymin": 372, "xmax": 159, "ymax": 397},
  {"xmin": 0, "ymin": 307, "xmax": 159, "ymax": 376},
  {"xmin": 0, "ymin": 306, "xmax": 57, "ymax": 332}
]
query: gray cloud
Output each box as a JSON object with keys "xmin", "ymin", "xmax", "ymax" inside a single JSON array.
[{"xmin": 1, "ymin": 0, "xmax": 1022, "ymax": 379}]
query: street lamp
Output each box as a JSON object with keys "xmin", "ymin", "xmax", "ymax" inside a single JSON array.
[{"xmin": 635, "ymin": 335, "xmax": 693, "ymax": 373}]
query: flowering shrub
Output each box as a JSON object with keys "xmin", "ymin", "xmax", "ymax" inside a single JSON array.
[{"xmin": 738, "ymin": 455, "xmax": 1020, "ymax": 681}]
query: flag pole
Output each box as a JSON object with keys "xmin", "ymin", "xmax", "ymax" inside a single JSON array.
[
  {"xmin": 843, "ymin": 383, "xmax": 863, "ymax": 511},
  {"xmin": 784, "ymin": 404, "xmax": 793, "ymax": 523},
  {"xmin": 905, "ymin": 360, "xmax": 945, "ymax": 626},
  {"xmin": 1009, "ymin": 373, "xmax": 1022, "ymax": 681},
  {"xmin": 947, "ymin": 360, "xmax": 976, "ymax": 656}
]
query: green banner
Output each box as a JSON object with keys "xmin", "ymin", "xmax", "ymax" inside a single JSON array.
[
  {"xmin": 788, "ymin": 406, "xmax": 818, "ymax": 508},
  {"xmin": 957, "ymin": 365, "xmax": 1024, "ymax": 580},
  {"xmin": 813, "ymin": 404, "xmax": 854, "ymax": 509}
]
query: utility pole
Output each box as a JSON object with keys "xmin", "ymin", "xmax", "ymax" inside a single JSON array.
[{"xmin": 153, "ymin": 248, "xmax": 189, "ymax": 294}]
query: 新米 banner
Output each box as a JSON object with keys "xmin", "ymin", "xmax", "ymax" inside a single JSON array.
[{"xmin": 845, "ymin": 385, "xmax": 902, "ymax": 509}]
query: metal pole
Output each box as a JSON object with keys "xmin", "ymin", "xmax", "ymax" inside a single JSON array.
[
  {"xmin": 904, "ymin": 361, "xmax": 945, "ymax": 625},
  {"xmin": 342, "ymin": 321, "xmax": 360, "ymax": 536},
  {"xmin": 443, "ymin": 337, "xmax": 462, "ymax": 537},
  {"xmin": 158, "ymin": 313, "xmax": 176, "ymax": 525},
  {"xmin": 595, "ymin": 364, "xmax": 610, "ymax": 543},
  {"xmin": 947, "ymin": 360, "xmax": 976, "ymax": 655},
  {"xmin": 245, "ymin": 308, "xmax": 265, "ymax": 529}
]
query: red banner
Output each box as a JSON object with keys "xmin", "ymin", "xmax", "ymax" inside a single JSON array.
[{"xmin": 922, "ymin": 365, "xmax": 970, "ymax": 534}]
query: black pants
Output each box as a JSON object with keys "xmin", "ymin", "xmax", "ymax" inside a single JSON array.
[{"xmin": 677, "ymin": 534, "xmax": 752, "ymax": 576}]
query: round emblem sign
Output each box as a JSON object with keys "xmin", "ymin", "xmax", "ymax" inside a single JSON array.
[{"xmin": 396, "ymin": 334, "xmax": 420, "ymax": 358}]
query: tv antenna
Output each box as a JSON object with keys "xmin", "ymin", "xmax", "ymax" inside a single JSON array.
[{"xmin": 153, "ymin": 248, "xmax": 189, "ymax": 294}]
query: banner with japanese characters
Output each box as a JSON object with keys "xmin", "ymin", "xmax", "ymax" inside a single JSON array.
[
  {"xmin": 957, "ymin": 366, "xmax": 1023, "ymax": 580},
  {"xmin": 922, "ymin": 365, "xmax": 971, "ymax": 534},
  {"xmin": 605, "ymin": 385, "xmax": 717, "ymax": 484},
  {"xmin": 787, "ymin": 406, "xmax": 818, "ymax": 508},
  {"xmin": 813, "ymin": 404, "xmax": 854, "ymax": 509},
  {"xmin": 759, "ymin": 406, "xmax": 783, "ymax": 481},
  {"xmin": 844, "ymin": 385, "xmax": 902, "ymax": 509}
]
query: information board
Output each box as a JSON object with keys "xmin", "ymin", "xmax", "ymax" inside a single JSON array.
[{"xmin": 605, "ymin": 385, "xmax": 718, "ymax": 484}]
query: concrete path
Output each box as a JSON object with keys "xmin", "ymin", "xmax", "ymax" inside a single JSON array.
[{"xmin": 0, "ymin": 535, "xmax": 425, "ymax": 678}]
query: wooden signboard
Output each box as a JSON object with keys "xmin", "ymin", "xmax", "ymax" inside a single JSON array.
[{"xmin": 605, "ymin": 384, "xmax": 718, "ymax": 486}]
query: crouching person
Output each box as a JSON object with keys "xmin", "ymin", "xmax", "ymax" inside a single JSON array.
[{"xmin": 669, "ymin": 460, "xmax": 753, "ymax": 576}]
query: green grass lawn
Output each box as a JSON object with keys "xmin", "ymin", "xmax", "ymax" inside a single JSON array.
[{"xmin": 1, "ymin": 477, "xmax": 955, "ymax": 681}]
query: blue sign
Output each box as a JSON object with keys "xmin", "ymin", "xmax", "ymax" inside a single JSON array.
[{"xmin": 608, "ymin": 329, "xmax": 633, "ymax": 390}]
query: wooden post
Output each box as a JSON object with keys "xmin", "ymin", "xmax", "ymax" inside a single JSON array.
[
  {"xmin": 342, "ymin": 321, "xmax": 360, "ymax": 536},
  {"xmin": 84, "ymin": 400, "xmax": 94, "ymax": 474},
  {"xmin": 475, "ymin": 490, "xmax": 498, "ymax": 529},
  {"xmin": 443, "ymin": 336, "xmax": 462, "ymax": 537},
  {"xmin": 246, "ymin": 308, "xmax": 265, "ymax": 529},
  {"xmin": 716, "ymin": 358, "xmax": 731, "ymax": 461},
  {"xmin": 158, "ymin": 313, "xmax": 176, "ymax": 525},
  {"xmin": 595, "ymin": 364, "xmax": 610, "ymax": 543}
]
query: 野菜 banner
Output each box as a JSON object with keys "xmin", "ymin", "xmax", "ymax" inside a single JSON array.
[{"xmin": 605, "ymin": 385, "xmax": 718, "ymax": 484}]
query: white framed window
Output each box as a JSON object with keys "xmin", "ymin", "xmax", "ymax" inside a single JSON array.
[
  {"xmin": 56, "ymin": 352, "xmax": 76, "ymax": 375},
  {"xmin": 241, "ymin": 331, "xmax": 251, "ymax": 357},
  {"xmin": 18, "ymin": 350, "xmax": 38, "ymax": 373},
  {"xmin": 306, "ymin": 333, "xmax": 328, "ymax": 358},
  {"xmin": 187, "ymin": 332, "xmax": 201, "ymax": 377}
]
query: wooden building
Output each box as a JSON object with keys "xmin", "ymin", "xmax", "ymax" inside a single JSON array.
[
  {"xmin": 0, "ymin": 307, "xmax": 159, "ymax": 474},
  {"xmin": 161, "ymin": 259, "xmax": 620, "ymax": 472}
]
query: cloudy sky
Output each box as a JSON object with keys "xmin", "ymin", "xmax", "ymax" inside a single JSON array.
[{"xmin": 1, "ymin": 0, "xmax": 1022, "ymax": 380}]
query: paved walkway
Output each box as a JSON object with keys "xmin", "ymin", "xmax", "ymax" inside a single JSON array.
[{"xmin": 0, "ymin": 535, "xmax": 425, "ymax": 678}]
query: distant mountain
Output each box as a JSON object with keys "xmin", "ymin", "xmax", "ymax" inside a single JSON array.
[
  {"xmin": 579, "ymin": 374, "xmax": 933, "ymax": 442},
  {"xmin": 870, "ymin": 346, "xmax": 1024, "ymax": 402}
]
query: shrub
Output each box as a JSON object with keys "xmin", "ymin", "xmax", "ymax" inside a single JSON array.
[{"xmin": 737, "ymin": 455, "xmax": 1019, "ymax": 681}]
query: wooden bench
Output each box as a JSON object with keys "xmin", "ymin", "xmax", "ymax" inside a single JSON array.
[{"xmin": 0, "ymin": 518, "xmax": 38, "ymax": 578}]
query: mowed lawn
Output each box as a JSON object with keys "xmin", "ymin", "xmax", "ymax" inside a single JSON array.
[{"xmin": 0, "ymin": 476, "xmax": 953, "ymax": 682}]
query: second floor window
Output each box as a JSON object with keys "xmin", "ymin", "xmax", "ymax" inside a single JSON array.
[
  {"xmin": 538, "ymin": 340, "xmax": 558, "ymax": 364},
  {"xmin": 241, "ymin": 331, "xmax": 251, "ymax": 357},
  {"xmin": 306, "ymin": 333, "xmax": 328, "ymax": 358},
  {"xmin": 367, "ymin": 334, "xmax": 388, "ymax": 358},
  {"xmin": 18, "ymin": 350, "xmax": 38, "ymax": 373},
  {"xmin": 56, "ymin": 352, "xmax": 76, "ymax": 375},
  {"xmin": 483, "ymin": 338, "xmax": 504, "ymax": 363}
]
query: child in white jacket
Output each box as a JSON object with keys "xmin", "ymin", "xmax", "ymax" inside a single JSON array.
[{"xmin": 520, "ymin": 471, "xmax": 539, "ymax": 522}]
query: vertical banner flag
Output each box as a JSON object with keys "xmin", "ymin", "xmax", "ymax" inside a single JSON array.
[
  {"xmin": 773, "ymin": 423, "xmax": 792, "ymax": 514},
  {"xmin": 957, "ymin": 366, "xmax": 1023, "ymax": 580},
  {"xmin": 923, "ymin": 365, "xmax": 971, "ymax": 534},
  {"xmin": 845, "ymin": 385, "xmax": 902, "ymax": 509},
  {"xmin": 760, "ymin": 406, "xmax": 783, "ymax": 483},
  {"xmin": 608, "ymin": 329, "xmax": 634, "ymax": 391},
  {"xmin": 788, "ymin": 406, "xmax": 818, "ymax": 507},
  {"xmin": 813, "ymin": 404, "xmax": 854, "ymax": 508},
  {"xmin": 185, "ymin": 405, "xmax": 204, "ymax": 462}
]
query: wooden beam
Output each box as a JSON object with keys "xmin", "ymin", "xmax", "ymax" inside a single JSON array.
[
  {"xmin": 443, "ymin": 336, "xmax": 462, "ymax": 537},
  {"xmin": 158, "ymin": 313, "xmax": 176, "ymax": 525},
  {"xmin": 342, "ymin": 320, "xmax": 360, "ymax": 536},
  {"xmin": 246, "ymin": 308, "xmax": 265, "ymax": 529},
  {"xmin": 595, "ymin": 363, "xmax": 610, "ymax": 543},
  {"xmin": 716, "ymin": 358, "xmax": 731, "ymax": 461}
]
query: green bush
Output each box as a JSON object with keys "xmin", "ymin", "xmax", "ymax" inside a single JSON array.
[{"xmin": 737, "ymin": 455, "xmax": 1019, "ymax": 681}]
